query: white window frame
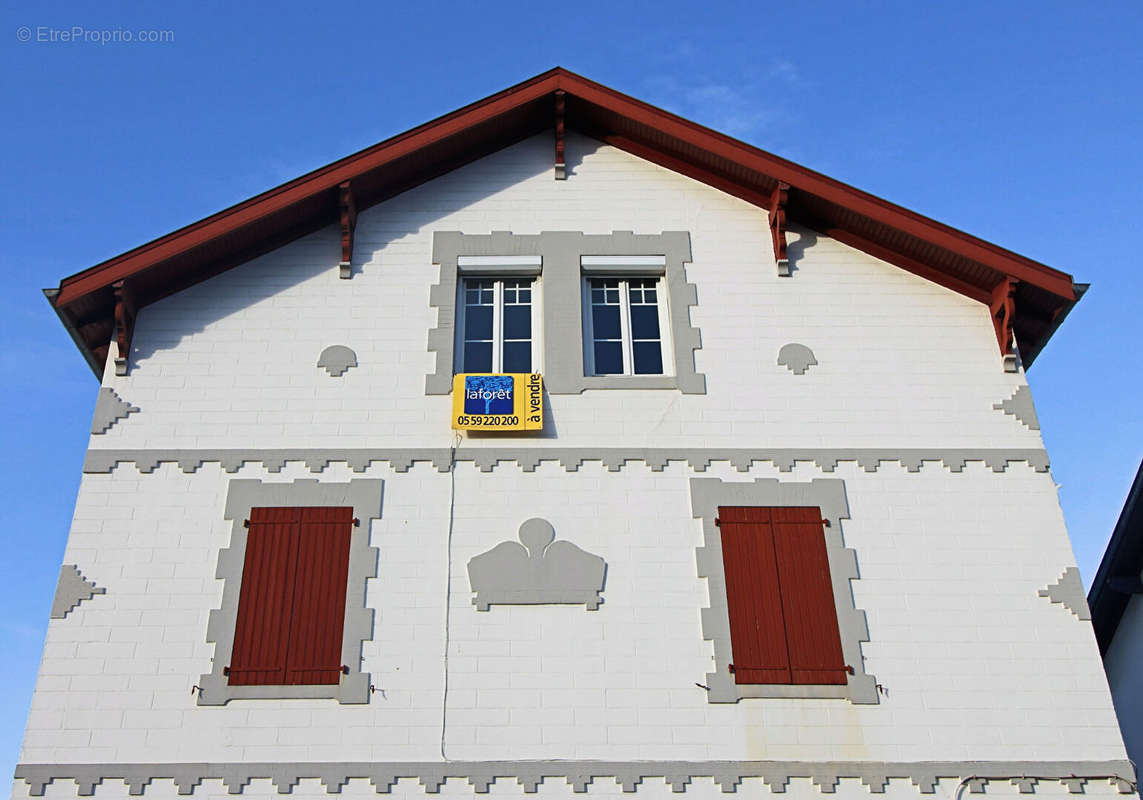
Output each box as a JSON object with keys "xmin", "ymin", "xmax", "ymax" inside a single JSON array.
[
  {"xmin": 581, "ymin": 275, "xmax": 674, "ymax": 377},
  {"xmin": 454, "ymin": 276, "xmax": 543, "ymax": 374}
]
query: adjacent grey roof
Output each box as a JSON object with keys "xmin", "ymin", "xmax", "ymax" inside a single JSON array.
[{"xmin": 1088, "ymin": 459, "xmax": 1143, "ymax": 655}]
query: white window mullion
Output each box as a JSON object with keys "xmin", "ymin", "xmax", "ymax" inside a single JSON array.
[
  {"xmin": 619, "ymin": 280, "xmax": 634, "ymax": 376},
  {"xmin": 492, "ymin": 280, "xmax": 504, "ymax": 373}
]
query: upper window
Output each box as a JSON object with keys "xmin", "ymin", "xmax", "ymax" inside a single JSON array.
[
  {"xmin": 584, "ymin": 277, "xmax": 669, "ymax": 376},
  {"xmin": 458, "ymin": 277, "xmax": 538, "ymax": 374},
  {"xmin": 228, "ymin": 506, "xmax": 354, "ymax": 687},
  {"xmin": 717, "ymin": 506, "xmax": 848, "ymax": 686}
]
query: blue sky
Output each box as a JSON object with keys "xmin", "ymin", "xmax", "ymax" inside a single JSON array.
[{"xmin": 2, "ymin": 0, "xmax": 1141, "ymax": 780}]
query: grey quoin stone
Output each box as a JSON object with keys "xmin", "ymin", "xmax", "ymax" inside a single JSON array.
[
  {"xmin": 778, "ymin": 343, "xmax": 818, "ymax": 375},
  {"xmin": 1039, "ymin": 567, "xmax": 1092, "ymax": 620},
  {"xmin": 468, "ymin": 518, "xmax": 606, "ymax": 610},
  {"xmin": 90, "ymin": 388, "xmax": 139, "ymax": 434},
  {"xmin": 317, "ymin": 345, "xmax": 358, "ymax": 377},
  {"xmin": 51, "ymin": 565, "xmax": 106, "ymax": 619},
  {"xmin": 993, "ymin": 385, "xmax": 1040, "ymax": 430}
]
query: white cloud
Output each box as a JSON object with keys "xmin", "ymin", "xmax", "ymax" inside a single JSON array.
[{"xmin": 639, "ymin": 52, "xmax": 804, "ymax": 142}]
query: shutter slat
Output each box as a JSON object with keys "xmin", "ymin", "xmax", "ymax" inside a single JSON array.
[
  {"xmin": 718, "ymin": 507, "xmax": 791, "ymax": 684},
  {"xmin": 771, "ymin": 508, "xmax": 848, "ymax": 685},
  {"xmin": 284, "ymin": 506, "xmax": 353, "ymax": 685}
]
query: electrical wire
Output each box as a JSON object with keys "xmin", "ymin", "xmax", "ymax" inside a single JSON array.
[
  {"xmin": 439, "ymin": 432, "xmax": 461, "ymax": 761},
  {"xmin": 952, "ymin": 772, "xmax": 1137, "ymax": 800}
]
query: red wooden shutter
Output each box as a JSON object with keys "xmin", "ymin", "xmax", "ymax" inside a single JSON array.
[
  {"xmin": 770, "ymin": 507, "xmax": 848, "ymax": 685},
  {"xmin": 228, "ymin": 507, "xmax": 301, "ymax": 685},
  {"xmin": 718, "ymin": 507, "xmax": 792, "ymax": 684},
  {"xmin": 284, "ymin": 507, "xmax": 353, "ymax": 685},
  {"xmin": 228, "ymin": 506, "xmax": 354, "ymax": 687},
  {"xmin": 719, "ymin": 506, "xmax": 848, "ymax": 686}
]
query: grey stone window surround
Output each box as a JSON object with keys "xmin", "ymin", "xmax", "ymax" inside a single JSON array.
[
  {"xmin": 690, "ymin": 477, "xmax": 878, "ymax": 704},
  {"xmin": 198, "ymin": 479, "xmax": 382, "ymax": 705},
  {"xmin": 429, "ymin": 231, "xmax": 704, "ymax": 395}
]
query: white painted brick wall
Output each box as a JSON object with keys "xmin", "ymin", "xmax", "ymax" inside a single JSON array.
[
  {"xmin": 13, "ymin": 133, "xmax": 1130, "ymax": 800},
  {"xmin": 17, "ymin": 462, "xmax": 1124, "ymax": 769}
]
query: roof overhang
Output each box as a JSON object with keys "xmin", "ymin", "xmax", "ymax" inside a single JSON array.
[
  {"xmin": 45, "ymin": 67, "xmax": 1081, "ymax": 377},
  {"xmin": 1089, "ymin": 460, "xmax": 1143, "ymax": 656}
]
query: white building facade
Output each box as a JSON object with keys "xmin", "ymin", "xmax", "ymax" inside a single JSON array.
[{"xmin": 16, "ymin": 70, "xmax": 1137, "ymax": 800}]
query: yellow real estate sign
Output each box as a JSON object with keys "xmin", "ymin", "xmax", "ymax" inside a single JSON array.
[{"xmin": 451, "ymin": 373, "xmax": 543, "ymax": 431}]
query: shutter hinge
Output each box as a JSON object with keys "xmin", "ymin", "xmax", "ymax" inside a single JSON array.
[
  {"xmin": 243, "ymin": 519, "xmax": 250, "ymax": 528},
  {"xmin": 821, "ymin": 519, "xmax": 831, "ymax": 527},
  {"xmin": 341, "ymin": 665, "xmax": 350, "ymax": 675},
  {"xmin": 222, "ymin": 666, "xmax": 230, "ymax": 676},
  {"xmin": 714, "ymin": 517, "xmax": 721, "ymax": 527},
  {"xmin": 353, "ymin": 518, "xmax": 360, "ymax": 527},
  {"xmin": 727, "ymin": 663, "xmax": 735, "ymax": 674},
  {"xmin": 846, "ymin": 665, "xmax": 855, "ymax": 675}
]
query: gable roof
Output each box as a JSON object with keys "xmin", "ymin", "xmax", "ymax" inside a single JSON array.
[{"xmin": 46, "ymin": 67, "xmax": 1082, "ymax": 378}]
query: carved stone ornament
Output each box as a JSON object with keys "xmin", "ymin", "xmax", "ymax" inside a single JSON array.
[
  {"xmin": 317, "ymin": 345, "xmax": 358, "ymax": 377},
  {"xmin": 467, "ymin": 518, "xmax": 606, "ymax": 610},
  {"xmin": 778, "ymin": 343, "xmax": 818, "ymax": 375}
]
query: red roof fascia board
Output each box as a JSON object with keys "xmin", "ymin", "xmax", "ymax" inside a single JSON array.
[
  {"xmin": 559, "ymin": 71, "xmax": 1074, "ymax": 301},
  {"xmin": 56, "ymin": 67, "xmax": 1075, "ymax": 311},
  {"xmin": 55, "ymin": 71, "xmax": 563, "ymax": 307}
]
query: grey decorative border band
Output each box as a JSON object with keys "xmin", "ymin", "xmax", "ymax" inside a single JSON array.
[
  {"xmin": 690, "ymin": 478, "xmax": 875, "ymax": 704},
  {"xmin": 13, "ymin": 760, "xmax": 1136, "ymax": 796},
  {"xmin": 197, "ymin": 479, "xmax": 382, "ymax": 705},
  {"xmin": 83, "ymin": 448, "xmax": 1051, "ymax": 475}
]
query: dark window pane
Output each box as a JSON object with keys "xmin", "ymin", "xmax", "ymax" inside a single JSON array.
[
  {"xmin": 503, "ymin": 305, "xmax": 531, "ymax": 340},
  {"xmin": 463, "ymin": 342, "xmax": 493, "ymax": 372},
  {"xmin": 630, "ymin": 306, "xmax": 661, "ymax": 340},
  {"xmin": 593, "ymin": 341, "xmax": 623, "ymax": 374},
  {"xmin": 464, "ymin": 306, "xmax": 493, "ymax": 340},
  {"xmin": 633, "ymin": 341, "xmax": 663, "ymax": 374},
  {"xmin": 591, "ymin": 305, "xmax": 621, "ymax": 339},
  {"xmin": 503, "ymin": 341, "xmax": 531, "ymax": 373}
]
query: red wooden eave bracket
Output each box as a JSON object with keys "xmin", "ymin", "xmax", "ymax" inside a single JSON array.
[
  {"xmin": 768, "ymin": 182, "xmax": 790, "ymax": 276},
  {"xmin": 554, "ymin": 90, "xmax": 567, "ymax": 180},
  {"xmin": 990, "ymin": 277, "xmax": 1018, "ymax": 370},
  {"xmin": 339, "ymin": 181, "xmax": 357, "ymax": 279},
  {"xmin": 112, "ymin": 279, "xmax": 136, "ymax": 376}
]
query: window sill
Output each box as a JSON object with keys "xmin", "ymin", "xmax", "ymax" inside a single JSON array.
[
  {"xmin": 196, "ymin": 672, "xmax": 371, "ymax": 705},
  {"xmin": 579, "ymin": 375, "xmax": 680, "ymax": 391}
]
